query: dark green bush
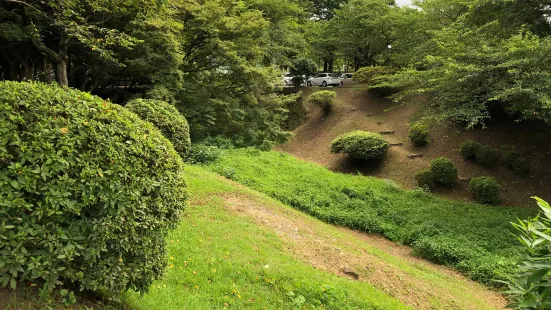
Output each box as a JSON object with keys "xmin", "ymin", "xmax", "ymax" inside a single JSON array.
[
  {"xmin": 408, "ymin": 122, "xmax": 430, "ymax": 146},
  {"xmin": 475, "ymin": 145, "xmax": 499, "ymax": 168},
  {"xmin": 331, "ymin": 131, "xmax": 390, "ymax": 160},
  {"xmin": 0, "ymin": 81, "xmax": 187, "ymax": 294},
  {"xmin": 415, "ymin": 169, "xmax": 434, "ymax": 188},
  {"xmin": 308, "ymin": 90, "xmax": 336, "ymax": 113},
  {"xmin": 185, "ymin": 144, "xmax": 223, "ymax": 164},
  {"xmin": 460, "ymin": 140, "xmax": 482, "ymax": 160},
  {"xmin": 430, "ymin": 157, "xmax": 458, "ymax": 186},
  {"xmin": 501, "ymin": 146, "xmax": 530, "ymax": 176},
  {"xmin": 469, "ymin": 176, "xmax": 500, "ymax": 204},
  {"xmin": 291, "ymin": 76, "xmax": 303, "ymax": 87},
  {"xmin": 353, "ymin": 66, "xmax": 396, "ymax": 84},
  {"xmin": 125, "ymin": 99, "xmax": 191, "ymax": 157}
]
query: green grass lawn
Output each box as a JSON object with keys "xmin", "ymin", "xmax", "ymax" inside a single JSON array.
[
  {"xmin": 122, "ymin": 165, "xmax": 408, "ymax": 310},
  {"xmin": 206, "ymin": 148, "xmax": 536, "ymax": 285}
]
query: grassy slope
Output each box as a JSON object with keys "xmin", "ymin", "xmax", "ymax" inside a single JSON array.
[
  {"xmin": 207, "ymin": 148, "xmax": 536, "ymax": 285},
  {"xmin": 122, "ymin": 165, "xmax": 407, "ymax": 310}
]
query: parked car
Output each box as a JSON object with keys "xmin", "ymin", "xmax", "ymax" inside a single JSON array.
[
  {"xmin": 282, "ymin": 72, "xmax": 294, "ymax": 85},
  {"xmin": 307, "ymin": 73, "xmax": 341, "ymax": 87},
  {"xmin": 339, "ymin": 73, "xmax": 354, "ymax": 85}
]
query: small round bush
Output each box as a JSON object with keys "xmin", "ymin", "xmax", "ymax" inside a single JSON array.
[
  {"xmin": 408, "ymin": 122, "xmax": 430, "ymax": 146},
  {"xmin": 460, "ymin": 140, "xmax": 482, "ymax": 160},
  {"xmin": 125, "ymin": 99, "xmax": 191, "ymax": 157},
  {"xmin": 475, "ymin": 145, "xmax": 499, "ymax": 168},
  {"xmin": 185, "ymin": 144, "xmax": 223, "ymax": 164},
  {"xmin": 415, "ymin": 169, "xmax": 434, "ymax": 188},
  {"xmin": 469, "ymin": 176, "xmax": 500, "ymax": 204},
  {"xmin": 501, "ymin": 147, "xmax": 530, "ymax": 176},
  {"xmin": 308, "ymin": 90, "xmax": 336, "ymax": 113},
  {"xmin": 430, "ymin": 157, "xmax": 458, "ymax": 186},
  {"xmin": 0, "ymin": 81, "xmax": 187, "ymax": 294},
  {"xmin": 331, "ymin": 131, "xmax": 390, "ymax": 160}
]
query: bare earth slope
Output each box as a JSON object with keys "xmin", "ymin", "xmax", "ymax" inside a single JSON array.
[{"xmin": 278, "ymin": 85, "xmax": 551, "ymax": 206}]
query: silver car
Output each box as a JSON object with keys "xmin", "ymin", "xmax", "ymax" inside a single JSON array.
[{"xmin": 307, "ymin": 73, "xmax": 341, "ymax": 87}]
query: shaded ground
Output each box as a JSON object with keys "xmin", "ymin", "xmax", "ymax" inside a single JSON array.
[{"xmin": 277, "ymin": 84, "xmax": 551, "ymax": 207}]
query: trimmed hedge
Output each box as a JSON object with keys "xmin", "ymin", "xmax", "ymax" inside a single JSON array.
[
  {"xmin": 0, "ymin": 82, "xmax": 187, "ymax": 294},
  {"xmin": 460, "ymin": 140, "xmax": 481, "ymax": 160},
  {"xmin": 331, "ymin": 131, "xmax": 390, "ymax": 160},
  {"xmin": 185, "ymin": 144, "xmax": 223, "ymax": 164},
  {"xmin": 501, "ymin": 146, "xmax": 530, "ymax": 176},
  {"xmin": 430, "ymin": 157, "xmax": 458, "ymax": 186},
  {"xmin": 475, "ymin": 145, "xmax": 499, "ymax": 168},
  {"xmin": 125, "ymin": 99, "xmax": 191, "ymax": 157},
  {"xmin": 469, "ymin": 176, "xmax": 500, "ymax": 205},
  {"xmin": 408, "ymin": 122, "xmax": 430, "ymax": 146},
  {"xmin": 308, "ymin": 90, "xmax": 336, "ymax": 113},
  {"xmin": 415, "ymin": 169, "xmax": 434, "ymax": 188},
  {"xmin": 353, "ymin": 66, "xmax": 396, "ymax": 85}
]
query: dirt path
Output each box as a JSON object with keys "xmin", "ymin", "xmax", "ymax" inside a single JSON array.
[
  {"xmin": 277, "ymin": 85, "xmax": 551, "ymax": 207},
  {"xmin": 218, "ymin": 189, "xmax": 507, "ymax": 310}
]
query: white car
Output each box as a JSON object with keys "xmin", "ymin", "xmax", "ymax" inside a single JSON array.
[
  {"xmin": 339, "ymin": 73, "xmax": 354, "ymax": 85},
  {"xmin": 282, "ymin": 73, "xmax": 294, "ymax": 85},
  {"xmin": 307, "ymin": 73, "xmax": 341, "ymax": 87}
]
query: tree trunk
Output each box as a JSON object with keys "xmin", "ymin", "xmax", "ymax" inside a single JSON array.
[
  {"xmin": 56, "ymin": 58, "xmax": 68, "ymax": 87},
  {"xmin": 323, "ymin": 60, "xmax": 329, "ymax": 72},
  {"xmin": 328, "ymin": 58, "xmax": 334, "ymax": 73}
]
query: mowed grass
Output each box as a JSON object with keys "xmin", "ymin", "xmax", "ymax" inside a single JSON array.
[
  {"xmin": 207, "ymin": 148, "xmax": 536, "ymax": 285},
  {"xmin": 123, "ymin": 165, "xmax": 408, "ymax": 310}
]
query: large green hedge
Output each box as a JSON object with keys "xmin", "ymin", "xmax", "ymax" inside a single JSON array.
[
  {"xmin": 0, "ymin": 82, "xmax": 187, "ymax": 294},
  {"xmin": 331, "ymin": 131, "xmax": 390, "ymax": 160},
  {"xmin": 125, "ymin": 99, "xmax": 191, "ymax": 157}
]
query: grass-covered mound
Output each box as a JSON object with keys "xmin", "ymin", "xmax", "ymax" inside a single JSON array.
[
  {"xmin": 125, "ymin": 99, "xmax": 191, "ymax": 157},
  {"xmin": 0, "ymin": 82, "xmax": 187, "ymax": 294},
  {"xmin": 208, "ymin": 149, "xmax": 535, "ymax": 285}
]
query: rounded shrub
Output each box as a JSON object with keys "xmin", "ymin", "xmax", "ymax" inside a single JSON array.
[
  {"xmin": 475, "ymin": 145, "xmax": 499, "ymax": 168},
  {"xmin": 500, "ymin": 147, "xmax": 530, "ymax": 176},
  {"xmin": 0, "ymin": 81, "xmax": 187, "ymax": 294},
  {"xmin": 308, "ymin": 90, "xmax": 336, "ymax": 113},
  {"xmin": 460, "ymin": 140, "xmax": 482, "ymax": 160},
  {"xmin": 125, "ymin": 99, "xmax": 191, "ymax": 157},
  {"xmin": 430, "ymin": 157, "xmax": 458, "ymax": 186},
  {"xmin": 331, "ymin": 131, "xmax": 390, "ymax": 160},
  {"xmin": 184, "ymin": 144, "xmax": 223, "ymax": 164},
  {"xmin": 415, "ymin": 169, "xmax": 434, "ymax": 188},
  {"xmin": 469, "ymin": 176, "xmax": 500, "ymax": 204},
  {"xmin": 408, "ymin": 122, "xmax": 430, "ymax": 146},
  {"xmin": 353, "ymin": 66, "xmax": 396, "ymax": 84}
]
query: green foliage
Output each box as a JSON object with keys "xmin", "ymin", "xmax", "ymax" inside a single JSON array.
[
  {"xmin": 460, "ymin": 140, "xmax": 482, "ymax": 160},
  {"xmin": 207, "ymin": 149, "xmax": 535, "ymax": 285},
  {"xmin": 475, "ymin": 145, "xmax": 500, "ymax": 169},
  {"xmin": 0, "ymin": 81, "xmax": 187, "ymax": 294},
  {"xmin": 507, "ymin": 198, "xmax": 551, "ymax": 309},
  {"xmin": 308, "ymin": 90, "xmax": 336, "ymax": 113},
  {"xmin": 125, "ymin": 99, "xmax": 191, "ymax": 157},
  {"xmin": 354, "ymin": 66, "xmax": 396, "ymax": 85},
  {"xmin": 408, "ymin": 122, "xmax": 430, "ymax": 146},
  {"xmin": 330, "ymin": 131, "xmax": 390, "ymax": 160},
  {"xmin": 415, "ymin": 169, "xmax": 434, "ymax": 189},
  {"xmin": 501, "ymin": 146, "xmax": 531, "ymax": 176},
  {"xmin": 469, "ymin": 177, "xmax": 500, "ymax": 205},
  {"xmin": 429, "ymin": 157, "xmax": 458, "ymax": 186},
  {"xmin": 185, "ymin": 145, "xmax": 223, "ymax": 165},
  {"xmin": 291, "ymin": 76, "xmax": 303, "ymax": 87}
]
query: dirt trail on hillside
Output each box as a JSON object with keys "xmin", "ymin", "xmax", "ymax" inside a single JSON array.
[
  {"xmin": 218, "ymin": 192, "xmax": 507, "ymax": 310},
  {"xmin": 277, "ymin": 85, "xmax": 551, "ymax": 207}
]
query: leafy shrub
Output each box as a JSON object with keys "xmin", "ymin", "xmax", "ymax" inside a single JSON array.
[
  {"xmin": 331, "ymin": 131, "xmax": 390, "ymax": 160},
  {"xmin": 469, "ymin": 176, "xmax": 500, "ymax": 204},
  {"xmin": 460, "ymin": 140, "xmax": 482, "ymax": 160},
  {"xmin": 408, "ymin": 122, "xmax": 430, "ymax": 146},
  {"xmin": 501, "ymin": 146, "xmax": 530, "ymax": 176},
  {"xmin": 0, "ymin": 81, "xmax": 187, "ymax": 294},
  {"xmin": 125, "ymin": 99, "xmax": 191, "ymax": 157},
  {"xmin": 291, "ymin": 76, "xmax": 303, "ymax": 87},
  {"xmin": 415, "ymin": 169, "xmax": 434, "ymax": 188},
  {"xmin": 430, "ymin": 157, "xmax": 458, "ymax": 186},
  {"xmin": 475, "ymin": 145, "xmax": 499, "ymax": 168},
  {"xmin": 507, "ymin": 198, "xmax": 551, "ymax": 309},
  {"xmin": 185, "ymin": 144, "xmax": 223, "ymax": 164},
  {"xmin": 308, "ymin": 90, "xmax": 336, "ymax": 113},
  {"xmin": 353, "ymin": 66, "xmax": 396, "ymax": 84}
]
